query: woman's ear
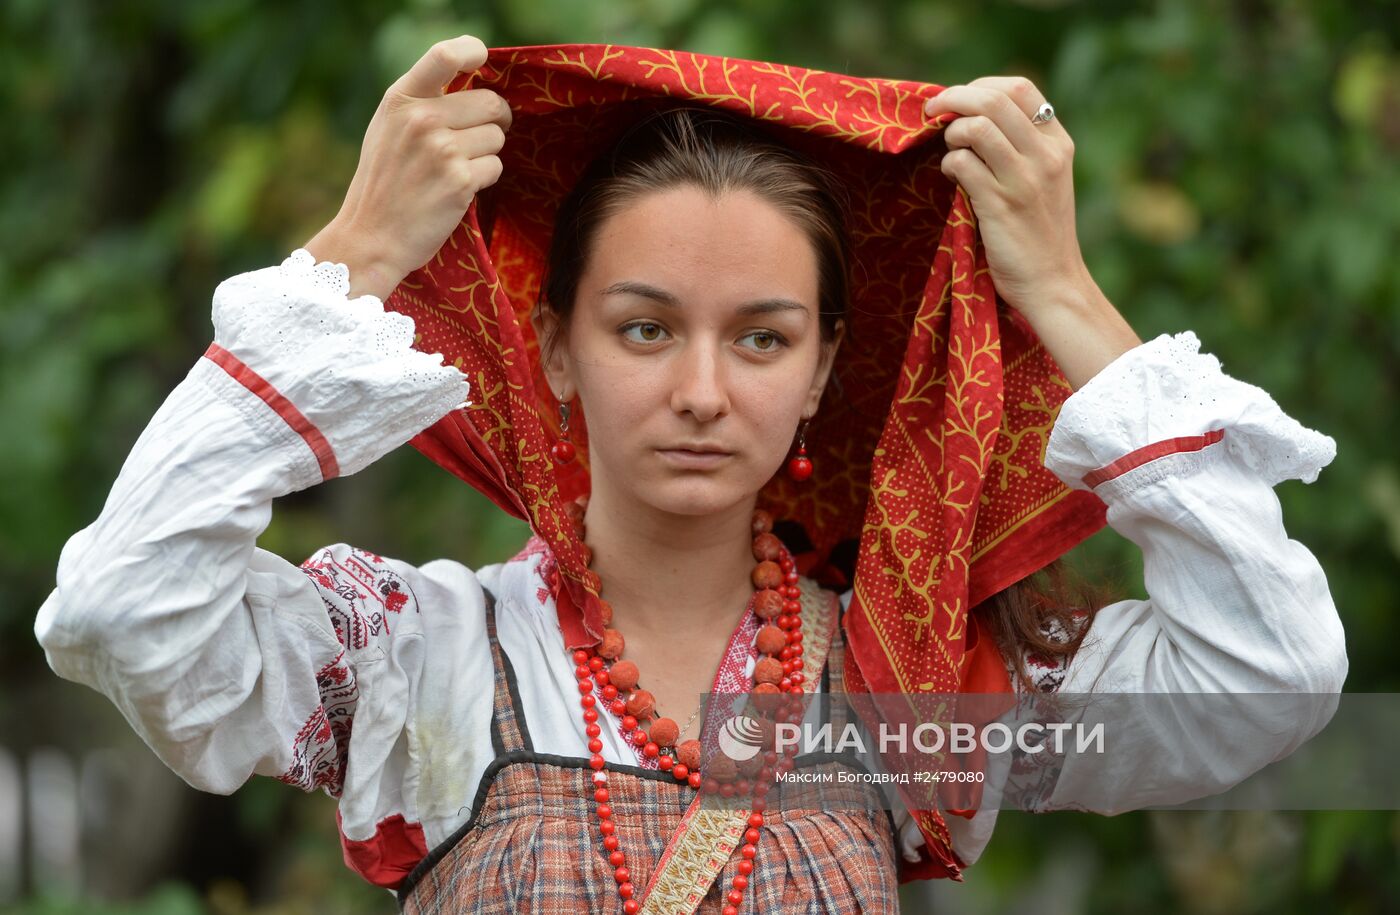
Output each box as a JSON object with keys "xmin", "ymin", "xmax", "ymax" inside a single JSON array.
[
  {"xmin": 805, "ymin": 318, "xmax": 846, "ymax": 416},
  {"xmin": 531, "ymin": 303, "xmax": 576, "ymax": 402}
]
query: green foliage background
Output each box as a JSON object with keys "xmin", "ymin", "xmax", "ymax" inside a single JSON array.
[{"xmin": 1, "ymin": 0, "xmax": 1396, "ymax": 912}]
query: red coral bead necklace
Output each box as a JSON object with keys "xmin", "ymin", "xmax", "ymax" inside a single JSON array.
[{"xmin": 566, "ymin": 499, "xmax": 807, "ymax": 915}]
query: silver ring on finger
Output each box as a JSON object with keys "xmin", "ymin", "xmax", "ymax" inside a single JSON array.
[{"xmin": 1030, "ymin": 102, "xmax": 1055, "ymax": 126}]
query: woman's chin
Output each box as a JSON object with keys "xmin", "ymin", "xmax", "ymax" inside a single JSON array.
[{"xmin": 639, "ymin": 475, "xmax": 758, "ymax": 518}]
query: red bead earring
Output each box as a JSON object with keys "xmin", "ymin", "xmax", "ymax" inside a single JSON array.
[
  {"xmin": 786, "ymin": 418, "xmax": 813, "ymax": 481},
  {"xmin": 551, "ymin": 399, "xmax": 576, "ymax": 464}
]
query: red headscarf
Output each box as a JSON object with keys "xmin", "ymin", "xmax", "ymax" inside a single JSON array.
[{"xmin": 392, "ymin": 43, "xmax": 1106, "ymax": 880}]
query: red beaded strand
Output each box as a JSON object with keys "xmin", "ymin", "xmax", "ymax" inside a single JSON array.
[{"xmin": 568, "ymin": 503, "xmax": 808, "ymax": 913}]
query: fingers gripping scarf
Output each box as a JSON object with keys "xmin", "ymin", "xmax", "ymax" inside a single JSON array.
[{"xmin": 390, "ymin": 44, "xmax": 1107, "ymax": 880}]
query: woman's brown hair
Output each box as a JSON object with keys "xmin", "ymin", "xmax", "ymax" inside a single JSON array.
[{"xmin": 535, "ymin": 103, "xmax": 1117, "ymax": 692}]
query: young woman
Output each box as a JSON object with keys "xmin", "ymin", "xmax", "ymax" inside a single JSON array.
[{"xmin": 36, "ymin": 35, "xmax": 1346, "ymax": 913}]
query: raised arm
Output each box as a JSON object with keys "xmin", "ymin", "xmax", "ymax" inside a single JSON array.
[
  {"xmin": 34, "ymin": 249, "xmax": 474, "ymax": 792},
  {"xmin": 1014, "ymin": 330, "xmax": 1347, "ymax": 814},
  {"xmin": 36, "ymin": 29, "xmax": 503, "ymax": 794}
]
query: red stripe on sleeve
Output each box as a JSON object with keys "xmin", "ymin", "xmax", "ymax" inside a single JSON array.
[
  {"xmin": 203, "ymin": 341, "xmax": 340, "ymax": 481},
  {"xmin": 1082, "ymin": 428, "xmax": 1225, "ymax": 488}
]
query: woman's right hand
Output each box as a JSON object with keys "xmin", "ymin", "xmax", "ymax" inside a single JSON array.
[{"xmin": 304, "ymin": 34, "xmax": 511, "ymax": 300}]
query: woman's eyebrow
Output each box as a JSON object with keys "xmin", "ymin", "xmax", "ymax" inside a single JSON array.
[{"xmin": 600, "ymin": 280, "xmax": 809, "ymax": 318}]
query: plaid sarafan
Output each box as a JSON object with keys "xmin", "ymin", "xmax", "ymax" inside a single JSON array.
[
  {"xmin": 399, "ymin": 760, "xmax": 898, "ymax": 914},
  {"xmin": 398, "ymin": 592, "xmax": 899, "ymax": 914}
]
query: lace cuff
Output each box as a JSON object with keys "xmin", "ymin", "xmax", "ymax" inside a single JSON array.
[
  {"xmin": 1044, "ymin": 331, "xmax": 1336, "ymax": 494},
  {"xmin": 206, "ymin": 248, "xmax": 472, "ymax": 481}
]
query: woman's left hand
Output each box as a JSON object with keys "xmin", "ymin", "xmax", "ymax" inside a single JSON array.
[{"xmin": 925, "ymin": 77, "xmax": 1089, "ymax": 322}]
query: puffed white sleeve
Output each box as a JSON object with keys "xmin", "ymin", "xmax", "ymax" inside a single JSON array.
[
  {"xmin": 33, "ymin": 249, "xmax": 475, "ymax": 799},
  {"xmin": 1020, "ymin": 330, "xmax": 1347, "ymax": 813},
  {"xmin": 888, "ymin": 330, "xmax": 1348, "ymax": 868}
]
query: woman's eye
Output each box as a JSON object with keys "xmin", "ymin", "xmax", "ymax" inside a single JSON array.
[
  {"xmin": 740, "ymin": 331, "xmax": 785, "ymax": 352},
  {"xmin": 620, "ymin": 322, "xmax": 668, "ymax": 344}
]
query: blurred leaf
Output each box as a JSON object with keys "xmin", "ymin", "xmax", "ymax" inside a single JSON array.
[
  {"xmin": 194, "ymin": 128, "xmax": 275, "ymax": 242},
  {"xmin": 1117, "ymin": 180, "xmax": 1200, "ymax": 245},
  {"xmin": 1334, "ymin": 44, "xmax": 1392, "ymax": 131}
]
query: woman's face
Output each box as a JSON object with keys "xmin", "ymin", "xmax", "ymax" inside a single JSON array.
[{"xmin": 538, "ymin": 185, "xmax": 844, "ymax": 518}]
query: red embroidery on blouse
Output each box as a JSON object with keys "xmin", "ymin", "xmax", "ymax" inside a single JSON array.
[
  {"xmin": 277, "ymin": 546, "xmax": 419, "ymax": 795},
  {"xmin": 202, "ymin": 341, "xmax": 339, "ymax": 481},
  {"xmin": 277, "ymin": 650, "xmax": 359, "ymax": 795},
  {"xmin": 515, "ymin": 533, "xmax": 565, "ymax": 607},
  {"xmin": 300, "ymin": 545, "xmax": 419, "ymax": 648},
  {"xmin": 510, "ymin": 531, "xmax": 553, "ymax": 564}
]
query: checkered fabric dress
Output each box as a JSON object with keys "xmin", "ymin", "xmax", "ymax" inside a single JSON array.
[{"xmin": 397, "ymin": 588, "xmax": 900, "ymax": 914}]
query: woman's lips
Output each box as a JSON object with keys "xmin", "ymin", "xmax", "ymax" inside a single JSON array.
[{"xmin": 656, "ymin": 448, "xmax": 732, "ymax": 469}]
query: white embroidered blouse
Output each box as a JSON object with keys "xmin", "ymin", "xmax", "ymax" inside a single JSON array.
[{"xmin": 34, "ymin": 249, "xmax": 1348, "ymax": 886}]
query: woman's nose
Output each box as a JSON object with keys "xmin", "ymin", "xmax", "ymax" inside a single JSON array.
[{"xmin": 669, "ymin": 340, "xmax": 731, "ymax": 422}]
